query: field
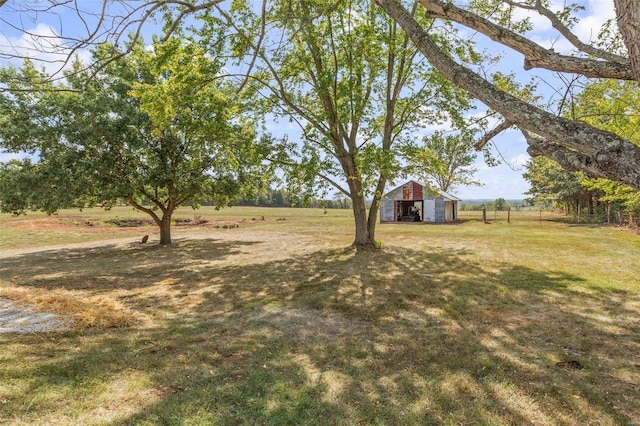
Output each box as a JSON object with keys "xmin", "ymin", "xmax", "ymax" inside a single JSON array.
[{"xmin": 1, "ymin": 206, "xmax": 639, "ymax": 425}]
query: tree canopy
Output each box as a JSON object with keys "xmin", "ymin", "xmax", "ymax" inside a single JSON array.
[
  {"xmin": 3, "ymin": 0, "xmax": 640, "ymax": 242},
  {"xmin": 0, "ymin": 37, "xmax": 269, "ymax": 244},
  {"xmin": 524, "ymin": 76, "xmax": 640, "ymax": 218},
  {"xmin": 401, "ymin": 130, "xmax": 481, "ymax": 193}
]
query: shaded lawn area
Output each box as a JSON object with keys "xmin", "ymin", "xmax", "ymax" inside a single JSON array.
[{"xmin": 0, "ymin": 222, "xmax": 639, "ymax": 424}]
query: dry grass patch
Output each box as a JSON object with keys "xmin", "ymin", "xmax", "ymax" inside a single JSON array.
[{"xmin": 0, "ymin": 281, "xmax": 138, "ymax": 330}]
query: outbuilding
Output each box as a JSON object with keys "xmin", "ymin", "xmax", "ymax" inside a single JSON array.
[{"xmin": 380, "ymin": 180, "xmax": 460, "ymax": 223}]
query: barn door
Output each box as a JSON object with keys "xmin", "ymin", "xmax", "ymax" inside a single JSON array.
[{"xmin": 424, "ymin": 199, "xmax": 436, "ymax": 222}]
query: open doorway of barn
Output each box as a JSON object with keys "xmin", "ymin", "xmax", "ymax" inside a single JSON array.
[{"xmin": 396, "ymin": 200, "xmax": 422, "ymax": 222}]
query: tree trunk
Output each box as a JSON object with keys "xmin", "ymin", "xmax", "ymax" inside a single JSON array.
[
  {"xmin": 336, "ymin": 146, "xmax": 379, "ymax": 249},
  {"xmin": 351, "ymin": 195, "xmax": 374, "ymax": 248},
  {"xmin": 613, "ymin": 0, "xmax": 640, "ymax": 85},
  {"xmin": 126, "ymin": 196, "xmax": 174, "ymax": 245},
  {"xmin": 159, "ymin": 213, "xmax": 172, "ymax": 245}
]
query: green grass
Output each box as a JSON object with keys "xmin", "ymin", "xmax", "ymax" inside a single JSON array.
[{"xmin": 0, "ymin": 207, "xmax": 639, "ymax": 425}]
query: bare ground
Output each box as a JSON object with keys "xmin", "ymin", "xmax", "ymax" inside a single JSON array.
[{"xmin": 0, "ymin": 217, "xmax": 322, "ymax": 333}]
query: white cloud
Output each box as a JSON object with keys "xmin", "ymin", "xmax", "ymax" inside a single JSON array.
[
  {"xmin": 455, "ymin": 164, "xmax": 529, "ymax": 199},
  {"xmin": 509, "ymin": 153, "xmax": 530, "ymax": 169},
  {"xmin": 0, "ymin": 23, "xmax": 92, "ymax": 77},
  {"xmin": 513, "ymin": 8, "xmax": 553, "ymax": 33},
  {"xmin": 515, "ymin": 0, "xmax": 616, "ymax": 53}
]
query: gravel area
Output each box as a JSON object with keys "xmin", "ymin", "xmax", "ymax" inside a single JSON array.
[{"xmin": 0, "ymin": 298, "xmax": 70, "ymax": 333}]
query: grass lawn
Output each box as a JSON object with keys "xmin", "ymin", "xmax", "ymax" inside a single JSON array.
[{"xmin": 0, "ymin": 206, "xmax": 639, "ymax": 425}]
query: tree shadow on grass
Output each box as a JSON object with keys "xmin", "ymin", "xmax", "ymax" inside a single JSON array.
[
  {"xmin": 1, "ymin": 244, "xmax": 639, "ymax": 425},
  {"xmin": 0, "ymin": 238, "xmax": 259, "ymax": 292}
]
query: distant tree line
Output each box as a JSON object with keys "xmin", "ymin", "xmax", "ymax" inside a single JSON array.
[
  {"xmin": 459, "ymin": 198, "xmax": 524, "ymax": 212},
  {"xmin": 235, "ymin": 188, "xmax": 352, "ymax": 209}
]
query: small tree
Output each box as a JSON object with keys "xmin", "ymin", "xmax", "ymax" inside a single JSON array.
[
  {"xmin": 0, "ymin": 38, "xmax": 270, "ymax": 244},
  {"xmin": 401, "ymin": 129, "xmax": 481, "ymax": 193},
  {"xmin": 494, "ymin": 198, "xmax": 508, "ymax": 211}
]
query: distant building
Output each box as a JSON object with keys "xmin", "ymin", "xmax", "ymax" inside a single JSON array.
[{"xmin": 380, "ymin": 180, "xmax": 460, "ymax": 223}]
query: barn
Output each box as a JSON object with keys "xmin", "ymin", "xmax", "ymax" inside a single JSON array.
[{"xmin": 380, "ymin": 180, "xmax": 460, "ymax": 223}]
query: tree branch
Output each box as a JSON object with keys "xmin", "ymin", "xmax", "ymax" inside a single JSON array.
[
  {"xmin": 317, "ymin": 172, "xmax": 351, "ymax": 197},
  {"xmin": 474, "ymin": 120, "xmax": 513, "ymax": 150},
  {"xmin": 614, "ymin": 0, "xmax": 640, "ymax": 85},
  {"xmin": 375, "ymin": 0, "xmax": 640, "ymax": 188},
  {"xmin": 502, "ymin": 0, "xmax": 626, "ymax": 63},
  {"xmin": 525, "ymin": 133, "xmax": 601, "ymax": 177},
  {"xmin": 416, "ymin": 0, "xmax": 634, "ymax": 80},
  {"xmin": 127, "ymin": 195, "xmax": 161, "ymax": 225}
]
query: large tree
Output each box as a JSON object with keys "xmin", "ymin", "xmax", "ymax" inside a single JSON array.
[
  {"xmin": 374, "ymin": 0, "xmax": 640, "ymax": 190},
  {"xmin": 525, "ymin": 76, "xmax": 640, "ymax": 217},
  {"xmin": 201, "ymin": 0, "xmax": 473, "ymax": 248},
  {"xmin": 0, "ymin": 1, "xmax": 477, "ymax": 249},
  {"xmin": 0, "ymin": 38, "xmax": 268, "ymax": 244}
]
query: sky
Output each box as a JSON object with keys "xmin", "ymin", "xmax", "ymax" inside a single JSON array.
[{"xmin": 0, "ymin": 0, "xmax": 618, "ymax": 200}]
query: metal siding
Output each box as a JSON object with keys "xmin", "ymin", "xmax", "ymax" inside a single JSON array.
[
  {"xmin": 444, "ymin": 201, "xmax": 455, "ymax": 221},
  {"xmin": 384, "ymin": 186, "xmax": 404, "ymax": 201},
  {"xmin": 381, "ymin": 181, "xmax": 460, "ymax": 224},
  {"xmin": 435, "ymin": 198, "xmax": 445, "ymax": 223},
  {"xmin": 380, "ymin": 199, "xmax": 395, "ymax": 222},
  {"xmin": 423, "ymin": 199, "xmax": 436, "ymax": 222}
]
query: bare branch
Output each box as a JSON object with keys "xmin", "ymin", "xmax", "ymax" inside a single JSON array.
[
  {"xmin": 0, "ymin": 1, "xmax": 228, "ymax": 91},
  {"xmin": 501, "ymin": 0, "xmax": 626, "ymax": 63},
  {"xmin": 416, "ymin": 0, "xmax": 634, "ymax": 80},
  {"xmin": 317, "ymin": 173, "xmax": 351, "ymax": 197},
  {"xmin": 474, "ymin": 120, "xmax": 513, "ymax": 150}
]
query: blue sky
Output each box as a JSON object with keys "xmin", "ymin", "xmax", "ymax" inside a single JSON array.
[{"xmin": 0, "ymin": 0, "xmax": 616, "ymax": 200}]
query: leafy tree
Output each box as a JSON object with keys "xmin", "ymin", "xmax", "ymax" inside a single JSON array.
[
  {"xmin": 567, "ymin": 78, "xmax": 640, "ymax": 218},
  {"xmin": 204, "ymin": 0, "xmax": 473, "ymax": 248},
  {"xmin": 523, "ymin": 77, "xmax": 640, "ymax": 220},
  {"xmin": 494, "ymin": 198, "xmax": 508, "ymax": 211},
  {"xmin": 581, "ymin": 177, "xmax": 640, "ymax": 219},
  {"xmin": 0, "ymin": 38, "xmax": 269, "ymax": 244},
  {"xmin": 401, "ymin": 130, "xmax": 481, "ymax": 193},
  {"xmin": 523, "ymin": 156, "xmax": 587, "ymax": 212},
  {"xmin": 0, "ymin": 0, "xmax": 476, "ymax": 249}
]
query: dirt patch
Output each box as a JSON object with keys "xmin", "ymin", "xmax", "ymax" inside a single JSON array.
[
  {"xmin": 6, "ymin": 216, "xmax": 100, "ymax": 230},
  {"xmin": 104, "ymin": 218, "xmax": 155, "ymax": 227},
  {"xmin": 248, "ymin": 303, "xmax": 369, "ymax": 340},
  {"xmin": 174, "ymin": 217, "xmax": 209, "ymax": 226},
  {"xmin": 3, "ymin": 216, "xmax": 152, "ymax": 238}
]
